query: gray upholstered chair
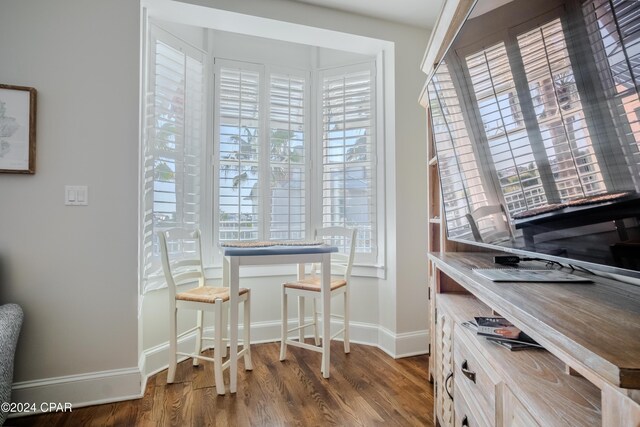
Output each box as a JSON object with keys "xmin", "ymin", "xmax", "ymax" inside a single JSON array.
[{"xmin": 0, "ymin": 303, "xmax": 23, "ymax": 425}]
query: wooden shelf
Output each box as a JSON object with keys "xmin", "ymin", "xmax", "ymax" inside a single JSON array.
[{"xmin": 438, "ymin": 293, "xmax": 602, "ymax": 427}]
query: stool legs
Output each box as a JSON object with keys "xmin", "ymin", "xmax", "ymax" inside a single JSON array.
[
  {"xmin": 280, "ymin": 287, "xmax": 288, "ymax": 361},
  {"xmin": 243, "ymin": 293, "xmax": 253, "ymax": 370},
  {"xmin": 343, "ymin": 290, "xmax": 350, "ymax": 353},
  {"xmin": 297, "ymin": 296, "xmax": 305, "ymax": 344},
  {"xmin": 221, "ymin": 308, "xmax": 228, "ymax": 358},
  {"xmin": 193, "ymin": 309, "xmax": 204, "ymax": 366},
  {"xmin": 312, "ymin": 299, "xmax": 320, "ymax": 345},
  {"xmin": 214, "ymin": 301, "xmax": 225, "ymax": 395},
  {"xmin": 168, "ymin": 305, "xmax": 178, "ymax": 383}
]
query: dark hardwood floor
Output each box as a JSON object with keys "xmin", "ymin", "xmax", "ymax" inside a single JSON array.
[{"xmin": 8, "ymin": 341, "xmax": 434, "ymax": 426}]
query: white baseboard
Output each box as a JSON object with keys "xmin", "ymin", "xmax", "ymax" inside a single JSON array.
[
  {"xmin": 394, "ymin": 330, "xmax": 429, "ymax": 358},
  {"xmin": 8, "ymin": 367, "xmax": 142, "ymax": 418},
  {"xmin": 377, "ymin": 326, "xmax": 429, "ymax": 358},
  {"xmin": 377, "ymin": 325, "xmax": 398, "ymax": 357},
  {"xmin": 9, "ymin": 321, "xmax": 427, "ymax": 417},
  {"xmin": 141, "ymin": 319, "xmax": 427, "ymax": 375},
  {"xmin": 140, "ymin": 318, "xmax": 367, "ymax": 378}
]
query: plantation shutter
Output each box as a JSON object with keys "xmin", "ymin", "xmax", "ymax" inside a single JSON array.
[
  {"xmin": 142, "ymin": 26, "xmax": 205, "ymax": 291},
  {"xmin": 216, "ymin": 61, "xmax": 261, "ymax": 242},
  {"xmin": 269, "ymin": 72, "xmax": 307, "ymax": 240},
  {"xmin": 320, "ymin": 63, "xmax": 376, "ymax": 259}
]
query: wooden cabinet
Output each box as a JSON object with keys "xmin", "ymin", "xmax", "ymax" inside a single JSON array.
[
  {"xmin": 429, "ymin": 253, "xmax": 640, "ymax": 427},
  {"xmin": 422, "ymin": 3, "xmax": 639, "ymax": 424},
  {"xmin": 421, "ymin": 1, "xmax": 640, "ymax": 424}
]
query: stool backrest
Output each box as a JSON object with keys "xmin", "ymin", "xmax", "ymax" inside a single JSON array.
[
  {"xmin": 315, "ymin": 226, "xmax": 357, "ymax": 281},
  {"xmin": 158, "ymin": 228, "xmax": 205, "ymax": 298}
]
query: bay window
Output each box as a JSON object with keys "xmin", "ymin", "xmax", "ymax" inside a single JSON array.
[{"xmin": 141, "ymin": 26, "xmax": 380, "ymax": 292}]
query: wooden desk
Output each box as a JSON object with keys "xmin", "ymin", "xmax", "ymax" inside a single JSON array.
[{"xmin": 222, "ymin": 244, "xmax": 338, "ymax": 394}]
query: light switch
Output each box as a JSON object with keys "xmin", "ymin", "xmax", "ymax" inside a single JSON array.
[{"xmin": 65, "ymin": 186, "xmax": 88, "ymax": 206}]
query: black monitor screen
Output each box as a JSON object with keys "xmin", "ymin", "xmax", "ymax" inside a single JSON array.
[{"xmin": 427, "ymin": 0, "xmax": 640, "ymax": 278}]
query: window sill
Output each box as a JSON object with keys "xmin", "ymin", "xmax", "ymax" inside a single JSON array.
[
  {"xmin": 204, "ymin": 263, "xmax": 386, "ymax": 280},
  {"xmin": 142, "ymin": 263, "xmax": 385, "ymax": 295}
]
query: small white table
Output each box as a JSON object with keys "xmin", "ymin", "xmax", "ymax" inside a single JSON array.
[{"xmin": 222, "ymin": 244, "xmax": 338, "ymax": 394}]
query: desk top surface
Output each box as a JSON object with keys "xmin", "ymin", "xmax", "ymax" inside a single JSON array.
[{"xmin": 222, "ymin": 244, "xmax": 338, "ymax": 257}]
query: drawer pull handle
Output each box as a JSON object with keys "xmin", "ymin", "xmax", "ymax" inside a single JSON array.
[
  {"xmin": 461, "ymin": 415, "xmax": 469, "ymax": 426},
  {"xmin": 444, "ymin": 371, "xmax": 454, "ymax": 401},
  {"xmin": 461, "ymin": 360, "xmax": 476, "ymax": 383}
]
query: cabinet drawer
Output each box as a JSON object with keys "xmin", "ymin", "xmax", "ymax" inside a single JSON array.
[
  {"xmin": 453, "ymin": 324, "xmax": 499, "ymax": 426},
  {"xmin": 454, "ymin": 386, "xmax": 490, "ymax": 427},
  {"xmin": 503, "ymin": 385, "xmax": 540, "ymax": 427}
]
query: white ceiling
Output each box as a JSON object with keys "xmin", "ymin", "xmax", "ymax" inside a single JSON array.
[{"xmin": 287, "ymin": 0, "xmax": 445, "ymax": 29}]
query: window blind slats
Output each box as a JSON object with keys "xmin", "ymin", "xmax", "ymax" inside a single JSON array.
[
  {"xmin": 269, "ymin": 73, "xmax": 307, "ymax": 241},
  {"xmin": 216, "ymin": 64, "xmax": 310, "ymax": 243},
  {"xmin": 143, "ymin": 31, "xmax": 205, "ymax": 291},
  {"xmin": 321, "ymin": 66, "xmax": 377, "ymax": 256}
]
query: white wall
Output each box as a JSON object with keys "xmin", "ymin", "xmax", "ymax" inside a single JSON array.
[
  {"xmin": 210, "ymin": 29, "xmax": 311, "ymax": 68},
  {"xmin": 152, "ymin": 19, "xmax": 206, "ymax": 48},
  {"xmin": 0, "ymin": 0, "xmax": 429, "ymax": 410},
  {"xmin": 0, "ymin": 0, "xmax": 141, "ymax": 403}
]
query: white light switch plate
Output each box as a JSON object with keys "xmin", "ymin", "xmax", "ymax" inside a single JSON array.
[{"xmin": 65, "ymin": 186, "xmax": 88, "ymax": 206}]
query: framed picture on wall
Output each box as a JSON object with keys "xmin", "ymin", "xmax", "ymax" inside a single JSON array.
[{"xmin": 0, "ymin": 84, "xmax": 37, "ymax": 174}]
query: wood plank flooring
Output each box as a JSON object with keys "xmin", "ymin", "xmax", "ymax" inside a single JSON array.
[{"xmin": 8, "ymin": 341, "xmax": 434, "ymax": 426}]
